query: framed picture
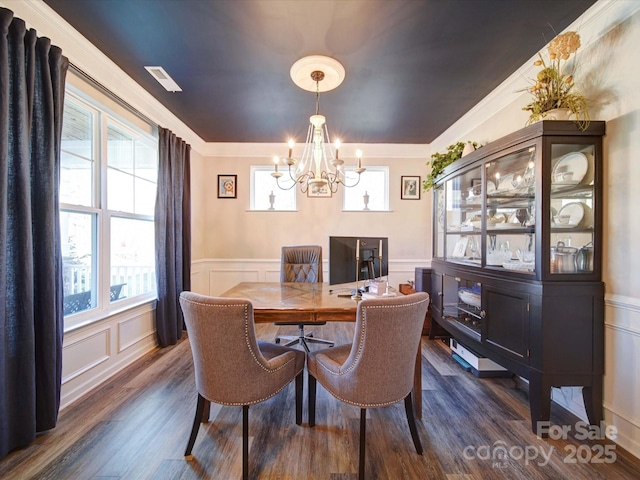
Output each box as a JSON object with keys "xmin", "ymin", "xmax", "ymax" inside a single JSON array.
[
  {"xmin": 307, "ymin": 183, "xmax": 332, "ymax": 198},
  {"xmin": 451, "ymin": 237, "xmax": 469, "ymax": 258},
  {"xmin": 401, "ymin": 176, "xmax": 420, "ymax": 200},
  {"xmin": 217, "ymin": 174, "xmax": 237, "ymax": 198}
]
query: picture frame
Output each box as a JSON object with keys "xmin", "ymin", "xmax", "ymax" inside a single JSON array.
[
  {"xmin": 451, "ymin": 237, "xmax": 469, "ymax": 258},
  {"xmin": 307, "ymin": 183, "xmax": 332, "ymax": 198},
  {"xmin": 401, "ymin": 175, "xmax": 420, "ymax": 200},
  {"xmin": 217, "ymin": 174, "xmax": 237, "ymax": 198}
]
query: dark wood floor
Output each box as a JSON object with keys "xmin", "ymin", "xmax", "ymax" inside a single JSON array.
[{"xmin": 2, "ymin": 322, "xmax": 639, "ymax": 479}]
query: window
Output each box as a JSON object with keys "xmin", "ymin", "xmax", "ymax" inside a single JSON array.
[
  {"xmin": 342, "ymin": 166, "xmax": 389, "ymax": 211},
  {"xmin": 250, "ymin": 166, "xmax": 296, "ymax": 211},
  {"xmin": 60, "ymin": 89, "xmax": 158, "ymax": 326}
]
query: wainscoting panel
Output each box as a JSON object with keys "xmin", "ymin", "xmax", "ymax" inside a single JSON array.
[
  {"xmin": 602, "ymin": 294, "xmax": 640, "ymax": 458},
  {"xmin": 62, "ymin": 327, "xmax": 111, "ymax": 384},
  {"xmin": 60, "ymin": 302, "xmax": 157, "ymax": 410},
  {"xmin": 117, "ymin": 309, "xmax": 155, "ymax": 353},
  {"xmin": 192, "ymin": 258, "xmax": 429, "ymax": 296}
]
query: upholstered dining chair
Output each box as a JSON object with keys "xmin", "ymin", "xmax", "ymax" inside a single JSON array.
[
  {"xmin": 179, "ymin": 292, "xmax": 306, "ymax": 480},
  {"xmin": 274, "ymin": 245, "xmax": 334, "ymax": 352},
  {"xmin": 307, "ymin": 292, "xmax": 430, "ymax": 480}
]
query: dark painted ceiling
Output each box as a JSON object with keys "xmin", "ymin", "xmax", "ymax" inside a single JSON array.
[{"xmin": 44, "ymin": 0, "xmax": 597, "ymax": 144}]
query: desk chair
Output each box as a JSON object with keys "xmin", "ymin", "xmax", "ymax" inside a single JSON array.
[
  {"xmin": 307, "ymin": 292, "xmax": 430, "ymax": 480},
  {"xmin": 274, "ymin": 245, "xmax": 334, "ymax": 352},
  {"xmin": 179, "ymin": 292, "xmax": 305, "ymax": 480}
]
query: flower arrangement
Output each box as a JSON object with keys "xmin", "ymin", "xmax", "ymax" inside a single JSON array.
[{"xmin": 522, "ymin": 31, "xmax": 589, "ymax": 130}]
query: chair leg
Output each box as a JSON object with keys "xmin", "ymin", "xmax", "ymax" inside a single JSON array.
[
  {"xmin": 243, "ymin": 405, "xmax": 249, "ymax": 480},
  {"xmin": 185, "ymin": 393, "xmax": 206, "ymax": 456},
  {"xmin": 308, "ymin": 373, "xmax": 317, "ymax": 427},
  {"xmin": 295, "ymin": 371, "xmax": 303, "ymax": 425},
  {"xmin": 359, "ymin": 408, "xmax": 367, "ymax": 480},
  {"xmin": 404, "ymin": 393, "xmax": 423, "ymax": 455}
]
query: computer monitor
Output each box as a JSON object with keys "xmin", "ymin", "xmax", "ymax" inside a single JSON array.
[{"xmin": 329, "ymin": 236, "xmax": 388, "ymax": 285}]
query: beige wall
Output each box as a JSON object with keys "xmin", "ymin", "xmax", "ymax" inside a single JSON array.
[{"xmin": 190, "ymin": 150, "xmax": 431, "ymax": 262}]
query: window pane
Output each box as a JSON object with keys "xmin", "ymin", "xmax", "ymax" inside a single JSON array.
[
  {"xmin": 135, "ymin": 177, "xmax": 157, "ymax": 215},
  {"xmin": 135, "ymin": 141, "xmax": 158, "ymax": 182},
  {"xmin": 61, "ymin": 151, "xmax": 93, "ymax": 206},
  {"xmin": 343, "ymin": 167, "xmax": 388, "ymax": 211},
  {"xmin": 107, "ymin": 124, "xmax": 157, "ymax": 214},
  {"xmin": 107, "ymin": 125, "xmax": 134, "ymax": 173},
  {"xmin": 110, "ymin": 217, "xmax": 156, "ymax": 299},
  {"xmin": 61, "ymin": 211, "xmax": 96, "ymax": 315},
  {"xmin": 108, "ymin": 168, "xmax": 134, "ymax": 212},
  {"xmin": 251, "ymin": 167, "xmax": 296, "ymax": 210},
  {"xmin": 61, "ymin": 101, "xmax": 94, "ymax": 206}
]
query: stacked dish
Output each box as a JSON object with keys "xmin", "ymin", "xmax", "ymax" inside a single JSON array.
[
  {"xmin": 551, "ymin": 202, "xmax": 593, "ymax": 228},
  {"xmin": 502, "ymin": 261, "xmax": 535, "ymax": 272},
  {"xmin": 458, "ymin": 287, "xmax": 481, "ymax": 308}
]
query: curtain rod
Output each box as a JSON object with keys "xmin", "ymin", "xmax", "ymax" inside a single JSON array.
[{"xmin": 69, "ymin": 62, "xmax": 159, "ymax": 129}]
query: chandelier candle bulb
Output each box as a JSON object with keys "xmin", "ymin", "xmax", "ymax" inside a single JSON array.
[{"xmin": 288, "ymin": 139, "xmax": 294, "ymax": 158}]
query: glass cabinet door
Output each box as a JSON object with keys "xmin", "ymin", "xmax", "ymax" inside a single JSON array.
[
  {"xmin": 442, "ymin": 274, "xmax": 482, "ymax": 339},
  {"xmin": 549, "ymin": 143, "xmax": 596, "ymax": 274},
  {"xmin": 444, "ymin": 166, "xmax": 482, "ymax": 265},
  {"xmin": 485, "ymin": 146, "xmax": 537, "ymax": 274}
]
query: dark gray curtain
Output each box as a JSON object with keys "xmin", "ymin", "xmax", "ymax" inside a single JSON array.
[
  {"xmin": 155, "ymin": 128, "xmax": 191, "ymax": 347},
  {"xmin": 1, "ymin": 8, "xmax": 68, "ymax": 459}
]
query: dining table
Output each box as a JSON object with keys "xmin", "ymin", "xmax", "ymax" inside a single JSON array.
[{"xmin": 220, "ymin": 281, "xmax": 424, "ymax": 418}]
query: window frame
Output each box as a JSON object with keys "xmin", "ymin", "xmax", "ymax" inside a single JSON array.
[
  {"xmin": 61, "ymin": 87, "xmax": 158, "ymax": 330},
  {"xmin": 250, "ymin": 165, "xmax": 297, "ymax": 211},
  {"xmin": 342, "ymin": 165, "xmax": 390, "ymax": 211}
]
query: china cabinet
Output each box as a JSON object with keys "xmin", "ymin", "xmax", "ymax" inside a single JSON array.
[{"xmin": 430, "ymin": 121, "xmax": 605, "ymax": 433}]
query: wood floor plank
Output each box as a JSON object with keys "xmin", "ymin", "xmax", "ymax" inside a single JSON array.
[{"xmin": 1, "ymin": 323, "xmax": 639, "ymax": 479}]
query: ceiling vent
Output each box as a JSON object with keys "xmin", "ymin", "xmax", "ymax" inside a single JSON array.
[{"xmin": 144, "ymin": 66, "xmax": 182, "ymax": 92}]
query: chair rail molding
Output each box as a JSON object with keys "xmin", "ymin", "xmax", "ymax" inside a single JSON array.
[{"xmin": 191, "ymin": 258, "xmax": 430, "ymax": 297}]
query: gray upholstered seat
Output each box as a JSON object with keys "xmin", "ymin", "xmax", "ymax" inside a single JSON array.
[
  {"xmin": 307, "ymin": 292, "xmax": 430, "ymax": 480},
  {"xmin": 275, "ymin": 245, "xmax": 334, "ymax": 351},
  {"xmin": 179, "ymin": 292, "xmax": 305, "ymax": 480}
]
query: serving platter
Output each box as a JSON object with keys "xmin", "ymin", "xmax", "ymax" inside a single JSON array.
[{"xmin": 552, "ymin": 152, "xmax": 589, "ymax": 185}]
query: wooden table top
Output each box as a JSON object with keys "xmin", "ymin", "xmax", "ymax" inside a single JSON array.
[
  {"xmin": 222, "ymin": 281, "xmax": 423, "ymax": 417},
  {"xmin": 220, "ymin": 282, "xmax": 361, "ymax": 323}
]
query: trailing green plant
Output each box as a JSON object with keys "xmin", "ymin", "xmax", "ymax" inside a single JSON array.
[{"xmin": 423, "ymin": 141, "xmax": 479, "ymax": 191}]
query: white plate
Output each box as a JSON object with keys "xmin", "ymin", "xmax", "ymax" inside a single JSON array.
[
  {"xmin": 502, "ymin": 261, "xmax": 535, "ymax": 272},
  {"xmin": 556, "ymin": 202, "xmax": 590, "ymax": 227},
  {"xmin": 552, "ymin": 152, "xmax": 589, "ymax": 185},
  {"xmin": 493, "ymin": 223, "xmax": 517, "ymax": 229},
  {"xmin": 494, "ymin": 173, "xmax": 515, "ymax": 193},
  {"xmin": 458, "ymin": 289, "xmax": 481, "ymax": 308}
]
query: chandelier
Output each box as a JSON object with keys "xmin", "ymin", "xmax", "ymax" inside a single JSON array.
[{"xmin": 272, "ymin": 55, "xmax": 365, "ymax": 194}]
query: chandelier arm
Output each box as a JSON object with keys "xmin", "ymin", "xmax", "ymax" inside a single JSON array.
[
  {"xmin": 274, "ymin": 175, "xmax": 300, "ymax": 191},
  {"xmin": 338, "ymin": 171, "xmax": 364, "ymax": 188}
]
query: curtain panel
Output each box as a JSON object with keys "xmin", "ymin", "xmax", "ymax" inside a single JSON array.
[
  {"xmin": 0, "ymin": 8, "xmax": 68, "ymax": 459},
  {"xmin": 155, "ymin": 128, "xmax": 191, "ymax": 347}
]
